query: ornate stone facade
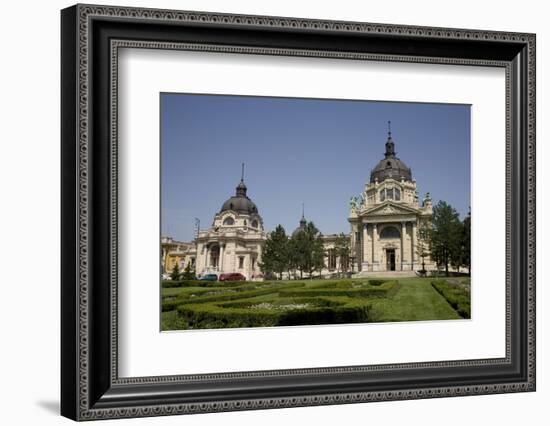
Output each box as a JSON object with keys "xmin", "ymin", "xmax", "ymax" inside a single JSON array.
[
  {"xmin": 162, "ymin": 169, "xmax": 267, "ymax": 281},
  {"xmin": 349, "ymin": 124, "xmax": 433, "ymax": 273},
  {"xmin": 162, "ymin": 125, "xmax": 433, "ymax": 279}
]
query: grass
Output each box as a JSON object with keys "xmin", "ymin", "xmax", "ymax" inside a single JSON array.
[
  {"xmin": 367, "ymin": 278, "xmax": 462, "ymax": 322},
  {"xmin": 161, "ymin": 277, "xmax": 469, "ymax": 331}
]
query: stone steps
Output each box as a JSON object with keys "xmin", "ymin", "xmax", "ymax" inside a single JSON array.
[{"xmin": 353, "ymin": 270, "xmax": 418, "ymax": 278}]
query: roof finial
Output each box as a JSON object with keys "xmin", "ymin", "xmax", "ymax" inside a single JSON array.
[
  {"xmin": 299, "ymin": 203, "xmax": 307, "ymax": 227},
  {"xmin": 388, "ymin": 120, "xmax": 392, "ymax": 136},
  {"xmin": 235, "ymin": 163, "xmax": 247, "ymax": 196}
]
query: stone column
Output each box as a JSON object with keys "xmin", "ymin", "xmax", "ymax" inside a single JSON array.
[
  {"xmin": 411, "ymin": 220, "xmax": 417, "ymax": 270},
  {"xmin": 362, "ymin": 223, "xmax": 369, "ymax": 271},
  {"xmin": 401, "ymin": 222, "xmax": 406, "ymax": 271},
  {"xmin": 351, "ymin": 223, "xmax": 360, "ymax": 272},
  {"xmin": 372, "ymin": 223, "xmax": 378, "ymax": 271},
  {"xmin": 219, "ymin": 243, "xmax": 224, "ymax": 272}
]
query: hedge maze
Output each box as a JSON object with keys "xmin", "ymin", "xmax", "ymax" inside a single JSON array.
[{"xmin": 161, "ymin": 279, "xmax": 399, "ymax": 330}]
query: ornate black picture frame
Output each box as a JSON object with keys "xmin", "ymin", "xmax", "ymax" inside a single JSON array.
[{"xmin": 61, "ymin": 4, "xmax": 536, "ymax": 421}]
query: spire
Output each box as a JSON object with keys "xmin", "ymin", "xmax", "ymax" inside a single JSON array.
[
  {"xmin": 235, "ymin": 163, "xmax": 247, "ymax": 197},
  {"xmin": 300, "ymin": 203, "xmax": 307, "ymax": 227},
  {"xmin": 384, "ymin": 120, "xmax": 396, "ymax": 159}
]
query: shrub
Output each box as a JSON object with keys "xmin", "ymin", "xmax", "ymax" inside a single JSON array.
[
  {"xmin": 162, "ymin": 279, "xmax": 254, "ymax": 289},
  {"xmin": 278, "ymin": 280, "xmax": 399, "ymax": 298},
  {"xmin": 176, "ymin": 296, "xmax": 369, "ymax": 329},
  {"xmin": 161, "ymin": 279, "xmax": 203, "ymax": 288},
  {"xmin": 176, "ymin": 281, "xmax": 305, "ymax": 305},
  {"xmin": 165, "ymin": 278, "xmax": 401, "ymax": 329},
  {"xmin": 162, "ymin": 296, "xmax": 184, "ymax": 312},
  {"xmin": 431, "ymin": 280, "xmax": 471, "ymax": 319}
]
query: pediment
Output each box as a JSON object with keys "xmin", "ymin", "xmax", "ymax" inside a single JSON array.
[{"xmin": 362, "ymin": 202, "xmax": 419, "ymax": 217}]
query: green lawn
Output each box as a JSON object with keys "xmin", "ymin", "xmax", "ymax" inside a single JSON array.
[
  {"xmin": 161, "ymin": 277, "xmax": 468, "ymax": 331},
  {"xmin": 367, "ymin": 278, "xmax": 462, "ymax": 322}
]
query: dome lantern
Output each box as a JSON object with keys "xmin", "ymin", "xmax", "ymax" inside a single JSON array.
[
  {"xmin": 219, "ymin": 163, "xmax": 259, "ymax": 215},
  {"xmin": 370, "ymin": 122, "xmax": 412, "ymax": 183}
]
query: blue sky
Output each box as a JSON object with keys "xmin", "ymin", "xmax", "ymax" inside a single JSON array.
[{"xmin": 161, "ymin": 93, "xmax": 470, "ymax": 242}]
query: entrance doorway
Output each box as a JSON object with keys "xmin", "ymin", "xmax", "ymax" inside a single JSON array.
[
  {"xmin": 386, "ymin": 249, "xmax": 396, "ymax": 271},
  {"xmin": 209, "ymin": 245, "xmax": 220, "ymax": 268}
]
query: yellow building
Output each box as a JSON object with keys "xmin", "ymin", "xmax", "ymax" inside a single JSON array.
[{"xmin": 160, "ymin": 237, "xmax": 195, "ymax": 275}]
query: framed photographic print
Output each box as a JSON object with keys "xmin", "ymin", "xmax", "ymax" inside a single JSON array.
[{"xmin": 61, "ymin": 4, "xmax": 536, "ymax": 421}]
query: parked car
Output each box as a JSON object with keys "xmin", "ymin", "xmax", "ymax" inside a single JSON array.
[
  {"xmin": 199, "ymin": 274, "xmax": 218, "ymax": 281},
  {"xmin": 219, "ymin": 273, "xmax": 246, "ymax": 282}
]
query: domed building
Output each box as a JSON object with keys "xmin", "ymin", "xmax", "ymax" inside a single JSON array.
[
  {"xmin": 292, "ymin": 214, "xmax": 308, "ymax": 238},
  {"xmin": 161, "ymin": 123, "xmax": 435, "ymax": 280},
  {"xmin": 348, "ymin": 123, "xmax": 434, "ymax": 273},
  {"xmin": 192, "ymin": 166, "xmax": 267, "ymax": 280}
]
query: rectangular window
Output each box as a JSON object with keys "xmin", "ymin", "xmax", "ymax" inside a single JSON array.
[
  {"xmin": 238, "ymin": 256, "xmax": 244, "ymax": 269},
  {"xmin": 329, "ymin": 250, "xmax": 337, "ymax": 270}
]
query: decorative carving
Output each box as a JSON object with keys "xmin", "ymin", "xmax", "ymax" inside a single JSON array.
[{"xmin": 380, "ymin": 205, "xmax": 397, "ymax": 215}]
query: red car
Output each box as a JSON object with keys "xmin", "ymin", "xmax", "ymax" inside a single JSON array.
[{"xmin": 219, "ymin": 273, "xmax": 246, "ymax": 282}]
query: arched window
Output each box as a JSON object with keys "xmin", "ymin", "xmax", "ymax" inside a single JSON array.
[
  {"xmin": 251, "ymin": 219, "xmax": 258, "ymax": 228},
  {"xmin": 394, "ymin": 188, "xmax": 401, "ymax": 201},
  {"xmin": 380, "ymin": 187, "xmax": 401, "ymax": 202},
  {"xmin": 223, "ymin": 217, "xmax": 235, "ymax": 226},
  {"xmin": 380, "ymin": 226, "xmax": 400, "ymax": 239}
]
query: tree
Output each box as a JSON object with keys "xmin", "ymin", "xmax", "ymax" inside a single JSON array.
[
  {"xmin": 416, "ymin": 219, "xmax": 432, "ymax": 274},
  {"xmin": 430, "ymin": 201, "xmax": 462, "ymax": 276},
  {"xmin": 181, "ymin": 261, "xmax": 196, "ymax": 280},
  {"xmin": 460, "ymin": 209, "xmax": 471, "ymax": 275},
  {"xmin": 259, "ymin": 225, "xmax": 290, "ymax": 280},
  {"xmin": 169, "ymin": 262, "xmax": 181, "ymax": 281},
  {"xmin": 333, "ymin": 233, "xmax": 351, "ymax": 275},
  {"xmin": 290, "ymin": 221, "xmax": 325, "ymax": 279}
]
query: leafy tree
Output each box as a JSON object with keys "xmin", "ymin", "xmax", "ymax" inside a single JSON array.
[
  {"xmin": 333, "ymin": 233, "xmax": 351, "ymax": 275},
  {"xmin": 290, "ymin": 221, "xmax": 325, "ymax": 279},
  {"xmin": 259, "ymin": 225, "xmax": 290, "ymax": 280},
  {"xmin": 169, "ymin": 262, "xmax": 181, "ymax": 281},
  {"xmin": 430, "ymin": 201, "xmax": 462, "ymax": 276},
  {"xmin": 181, "ymin": 261, "xmax": 196, "ymax": 280},
  {"xmin": 460, "ymin": 209, "xmax": 471, "ymax": 275},
  {"xmin": 416, "ymin": 219, "xmax": 432, "ymax": 274}
]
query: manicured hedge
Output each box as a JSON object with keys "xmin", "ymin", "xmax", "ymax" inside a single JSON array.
[
  {"xmin": 176, "ymin": 296, "xmax": 369, "ymax": 329},
  {"xmin": 431, "ymin": 280, "xmax": 471, "ymax": 318},
  {"xmin": 278, "ymin": 280, "xmax": 399, "ymax": 298},
  {"xmin": 175, "ymin": 281, "xmax": 305, "ymax": 305},
  {"xmin": 163, "ymin": 278, "xmax": 402, "ymax": 329},
  {"xmin": 162, "ymin": 297, "xmax": 184, "ymax": 312},
  {"xmin": 161, "ymin": 279, "xmax": 250, "ymax": 288}
]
